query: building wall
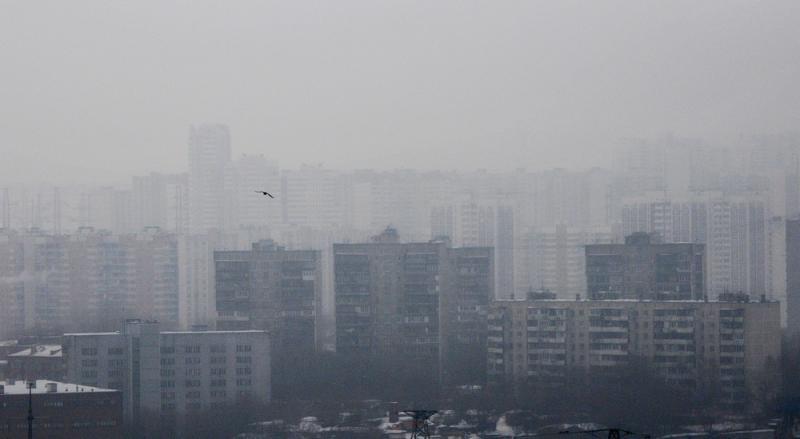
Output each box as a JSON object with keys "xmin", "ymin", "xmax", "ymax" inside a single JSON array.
[
  {"xmin": 188, "ymin": 123, "xmax": 231, "ymax": 233},
  {"xmin": 488, "ymin": 299, "xmax": 781, "ymax": 407},
  {"xmin": 585, "ymin": 233, "xmax": 705, "ymax": 300},
  {"xmin": 215, "ymin": 240, "xmax": 321, "ymax": 352},
  {"xmin": 334, "ymin": 231, "xmax": 493, "ymax": 385},
  {"xmin": 63, "ymin": 322, "xmax": 270, "ymax": 425},
  {"xmin": 786, "ymin": 219, "xmax": 800, "ymax": 336},
  {"xmin": 0, "ymin": 383, "xmax": 123, "ymax": 439}
]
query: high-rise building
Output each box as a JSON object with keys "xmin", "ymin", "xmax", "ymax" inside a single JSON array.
[
  {"xmin": 518, "ymin": 225, "xmax": 615, "ymax": 299},
  {"xmin": 786, "ymin": 218, "xmax": 800, "ymax": 336},
  {"xmin": 0, "ymin": 228, "xmax": 180, "ymax": 338},
  {"xmin": 282, "ymin": 165, "xmax": 346, "ymax": 229},
  {"xmin": 585, "ymin": 232, "xmax": 705, "ymax": 300},
  {"xmin": 621, "ymin": 192, "xmax": 769, "ymax": 297},
  {"xmin": 132, "ymin": 173, "xmax": 189, "ymax": 233},
  {"xmin": 334, "ymin": 228, "xmax": 493, "ymax": 385},
  {"xmin": 85, "ymin": 187, "xmax": 134, "ymax": 234},
  {"xmin": 188, "ymin": 124, "xmax": 231, "ymax": 232},
  {"xmin": 430, "ymin": 198, "xmax": 515, "ymax": 298},
  {"xmin": 63, "ymin": 320, "xmax": 270, "ymax": 430},
  {"xmin": 488, "ymin": 296, "xmax": 781, "ymax": 408},
  {"xmin": 215, "ymin": 240, "xmax": 321, "ymax": 353},
  {"xmin": 223, "ymin": 155, "xmax": 282, "ymax": 229}
]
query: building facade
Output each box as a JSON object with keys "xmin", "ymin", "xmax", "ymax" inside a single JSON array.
[
  {"xmin": 63, "ymin": 320, "xmax": 270, "ymax": 427},
  {"xmin": 0, "ymin": 380, "xmax": 122, "ymax": 439},
  {"xmin": 334, "ymin": 228, "xmax": 493, "ymax": 385},
  {"xmin": 518, "ymin": 225, "xmax": 615, "ymax": 299},
  {"xmin": 5, "ymin": 345, "xmax": 64, "ymax": 381},
  {"xmin": 188, "ymin": 123, "xmax": 231, "ymax": 232},
  {"xmin": 621, "ymin": 192, "xmax": 770, "ymax": 298},
  {"xmin": 488, "ymin": 297, "xmax": 781, "ymax": 407},
  {"xmin": 787, "ymin": 218, "xmax": 800, "ymax": 336},
  {"xmin": 215, "ymin": 240, "xmax": 321, "ymax": 353},
  {"xmin": 0, "ymin": 228, "xmax": 180, "ymax": 339},
  {"xmin": 585, "ymin": 232, "xmax": 705, "ymax": 300}
]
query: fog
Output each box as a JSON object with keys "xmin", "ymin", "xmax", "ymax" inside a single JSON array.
[
  {"xmin": 2, "ymin": 1, "xmax": 799, "ymax": 183},
  {"xmin": 3, "ymin": 2, "xmax": 800, "ymax": 438}
]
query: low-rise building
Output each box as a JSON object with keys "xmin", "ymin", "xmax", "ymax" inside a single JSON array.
[
  {"xmin": 488, "ymin": 296, "xmax": 780, "ymax": 407},
  {"xmin": 62, "ymin": 320, "xmax": 270, "ymax": 429},
  {"xmin": 0, "ymin": 379, "xmax": 122, "ymax": 439},
  {"xmin": 5, "ymin": 345, "xmax": 65, "ymax": 381}
]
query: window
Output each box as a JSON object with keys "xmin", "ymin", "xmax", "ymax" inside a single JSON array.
[
  {"xmin": 81, "ymin": 359, "xmax": 98, "ymax": 367},
  {"xmin": 236, "ymin": 356, "xmax": 252, "ymax": 364},
  {"xmin": 160, "ymin": 346, "xmax": 175, "ymax": 355},
  {"xmin": 210, "ymin": 344, "xmax": 226, "ymax": 354},
  {"xmin": 81, "ymin": 348, "xmax": 98, "ymax": 356},
  {"xmin": 236, "ymin": 344, "xmax": 252, "ymax": 353},
  {"xmin": 211, "ymin": 368, "xmax": 226, "ymax": 376},
  {"xmin": 107, "ymin": 347, "xmax": 123, "ymax": 355},
  {"xmin": 185, "ymin": 357, "xmax": 201, "ymax": 365},
  {"xmin": 184, "ymin": 345, "xmax": 200, "ymax": 354},
  {"xmin": 81, "ymin": 370, "xmax": 97, "ymax": 379}
]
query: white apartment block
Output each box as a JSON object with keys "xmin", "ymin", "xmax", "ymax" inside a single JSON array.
[{"xmin": 621, "ymin": 191, "xmax": 771, "ymax": 298}]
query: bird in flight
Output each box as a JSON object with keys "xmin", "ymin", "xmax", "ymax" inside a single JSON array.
[{"xmin": 255, "ymin": 191, "xmax": 275, "ymax": 198}]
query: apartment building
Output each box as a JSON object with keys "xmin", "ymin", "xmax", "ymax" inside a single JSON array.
[
  {"xmin": 487, "ymin": 296, "xmax": 780, "ymax": 407},
  {"xmin": 63, "ymin": 320, "xmax": 270, "ymax": 428}
]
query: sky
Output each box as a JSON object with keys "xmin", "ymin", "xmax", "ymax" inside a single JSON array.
[{"xmin": 1, "ymin": 0, "xmax": 799, "ymax": 183}]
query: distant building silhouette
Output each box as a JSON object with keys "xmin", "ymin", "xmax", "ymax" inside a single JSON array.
[{"xmin": 188, "ymin": 123, "xmax": 231, "ymax": 232}]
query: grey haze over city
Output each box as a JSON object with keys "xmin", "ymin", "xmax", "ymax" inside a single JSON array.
[
  {"xmin": 3, "ymin": 1, "xmax": 800, "ymax": 439},
  {"xmin": 1, "ymin": 0, "xmax": 799, "ymax": 183}
]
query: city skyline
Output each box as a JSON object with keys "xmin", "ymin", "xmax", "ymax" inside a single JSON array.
[{"xmin": 2, "ymin": 1, "xmax": 800, "ymax": 183}]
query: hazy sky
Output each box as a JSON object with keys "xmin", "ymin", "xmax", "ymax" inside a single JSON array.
[{"xmin": 1, "ymin": 0, "xmax": 799, "ymax": 183}]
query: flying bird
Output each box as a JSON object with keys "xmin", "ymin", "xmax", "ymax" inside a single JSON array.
[{"xmin": 255, "ymin": 191, "xmax": 275, "ymax": 198}]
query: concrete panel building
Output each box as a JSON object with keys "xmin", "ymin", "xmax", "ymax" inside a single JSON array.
[
  {"xmin": 488, "ymin": 297, "xmax": 780, "ymax": 407},
  {"xmin": 63, "ymin": 320, "xmax": 270, "ymax": 429},
  {"xmin": 585, "ymin": 232, "xmax": 705, "ymax": 301},
  {"xmin": 334, "ymin": 228, "xmax": 493, "ymax": 385},
  {"xmin": 215, "ymin": 240, "xmax": 321, "ymax": 353}
]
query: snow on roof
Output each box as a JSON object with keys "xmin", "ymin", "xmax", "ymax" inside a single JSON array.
[
  {"xmin": 0, "ymin": 380, "xmax": 117, "ymax": 395},
  {"xmin": 9, "ymin": 345, "xmax": 62, "ymax": 358}
]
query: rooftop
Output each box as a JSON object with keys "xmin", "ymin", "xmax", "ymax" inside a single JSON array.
[
  {"xmin": 494, "ymin": 298, "xmax": 778, "ymax": 304},
  {"xmin": 9, "ymin": 345, "xmax": 62, "ymax": 358},
  {"xmin": 65, "ymin": 330, "xmax": 267, "ymax": 336},
  {"xmin": 0, "ymin": 380, "xmax": 117, "ymax": 395}
]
